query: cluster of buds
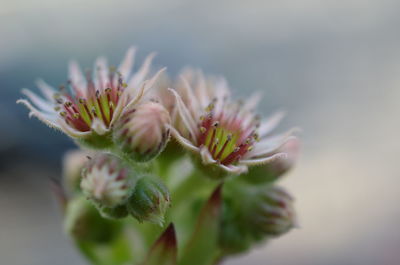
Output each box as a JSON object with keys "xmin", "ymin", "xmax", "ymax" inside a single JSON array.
[
  {"xmin": 80, "ymin": 153, "xmax": 170, "ymax": 224},
  {"xmin": 19, "ymin": 48, "xmax": 300, "ymax": 265}
]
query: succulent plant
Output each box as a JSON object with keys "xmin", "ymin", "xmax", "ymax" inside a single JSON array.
[{"xmin": 18, "ymin": 47, "xmax": 300, "ymax": 265}]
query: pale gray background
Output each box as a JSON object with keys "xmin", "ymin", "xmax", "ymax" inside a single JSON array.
[{"xmin": 1, "ymin": 0, "xmax": 400, "ymax": 264}]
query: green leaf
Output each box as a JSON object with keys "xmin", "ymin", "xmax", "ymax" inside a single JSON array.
[
  {"xmin": 179, "ymin": 185, "xmax": 223, "ymax": 265},
  {"xmin": 142, "ymin": 223, "xmax": 178, "ymax": 265},
  {"xmin": 64, "ymin": 196, "xmax": 134, "ymax": 265}
]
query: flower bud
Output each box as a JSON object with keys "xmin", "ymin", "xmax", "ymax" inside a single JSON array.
[
  {"xmin": 113, "ymin": 101, "xmax": 171, "ymax": 162},
  {"xmin": 243, "ymin": 137, "xmax": 300, "ymax": 184},
  {"xmin": 218, "ymin": 183, "xmax": 296, "ymax": 255},
  {"xmin": 62, "ymin": 149, "xmax": 91, "ymax": 194},
  {"xmin": 127, "ymin": 176, "xmax": 170, "ymax": 225},
  {"xmin": 249, "ymin": 186, "xmax": 297, "ymax": 238},
  {"xmin": 81, "ymin": 154, "xmax": 136, "ymax": 208},
  {"xmin": 64, "ymin": 196, "xmax": 122, "ymax": 243}
]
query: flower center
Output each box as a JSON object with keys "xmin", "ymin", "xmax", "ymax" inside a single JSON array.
[
  {"xmin": 197, "ymin": 102, "xmax": 259, "ymax": 165},
  {"xmin": 54, "ymin": 70, "xmax": 127, "ymax": 132}
]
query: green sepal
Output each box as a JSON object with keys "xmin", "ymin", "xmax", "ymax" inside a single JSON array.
[
  {"xmin": 191, "ymin": 155, "xmax": 230, "ymax": 180},
  {"xmin": 141, "ymin": 223, "xmax": 178, "ymax": 265},
  {"xmin": 179, "ymin": 185, "xmax": 223, "ymax": 265},
  {"xmin": 76, "ymin": 132, "xmax": 114, "ymax": 150},
  {"xmin": 97, "ymin": 204, "xmax": 129, "ymax": 220},
  {"xmin": 156, "ymin": 140, "xmax": 186, "ymax": 172},
  {"xmin": 114, "ymin": 133, "xmax": 170, "ymax": 163},
  {"xmin": 240, "ymin": 164, "xmax": 283, "ymax": 185}
]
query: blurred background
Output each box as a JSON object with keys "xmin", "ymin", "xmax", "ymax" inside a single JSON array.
[{"xmin": 1, "ymin": 0, "xmax": 400, "ymax": 264}]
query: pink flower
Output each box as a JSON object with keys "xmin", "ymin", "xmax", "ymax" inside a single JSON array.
[
  {"xmin": 17, "ymin": 47, "xmax": 165, "ymax": 139},
  {"xmin": 168, "ymin": 69, "xmax": 298, "ymax": 175}
]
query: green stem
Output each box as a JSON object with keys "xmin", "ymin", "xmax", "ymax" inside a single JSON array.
[
  {"xmin": 173, "ymin": 172, "xmax": 198, "ymax": 204},
  {"xmin": 171, "ymin": 171, "xmax": 214, "ymax": 206},
  {"xmin": 110, "ymin": 146, "xmax": 155, "ymax": 174},
  {"xmin": 76, "ymin": 241, "xmax": 102, "ymax": 265}
]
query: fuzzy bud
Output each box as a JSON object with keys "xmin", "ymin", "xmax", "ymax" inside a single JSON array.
[
  {"xmin": 81, "ymin": 154, "xmax": 136, "ymax": 208},
  {"xmin": 113, "ymin": 101, "xmax": 171, "ymax": 162},
  {"xmin": 244, "ymin": 137, "xmax": 300, "ymax": 184},
  {"xmin": 219, "ymin": 183, "xmax": 296, "ymax": 255},
  {"xmin": 127, "ymin": 176, "xmax": 170, "ymax": 226},
  {"xmin": 249, "ymin": 186, "xmax": 297, "ymax": 238}
]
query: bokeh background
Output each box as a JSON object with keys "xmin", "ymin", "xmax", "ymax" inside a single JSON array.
[{"xmin": 1, "ymin": 0, "xmax": 400, "ymax": 264}]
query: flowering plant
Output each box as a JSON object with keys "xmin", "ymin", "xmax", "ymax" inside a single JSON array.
[{"xmin": 18, "ymin": 47, "xmax": 300, "ymax": 265}]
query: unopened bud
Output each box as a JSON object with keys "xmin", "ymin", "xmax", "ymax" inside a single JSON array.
[
  {"xmin": 244, "ymin": 137, "xmax": 300, "ymax": 184},
  {"xmin": 249, "ymin": 186, "xmax": 297, "ymax": 237},
  {"xmin": 81, "ymin": 154, "xmax": 136, "ymax": 208},
  {"xmin": 127, "ymin": 176, "xmax": 170, "ymax": 226},
  {"xmin": 219, "ymin": 183, "xmax": 296, "ymax": 254},
  {"xmin": 113, "ymin": 101, "xmax": 171, "ymax": 162}
]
